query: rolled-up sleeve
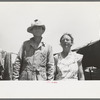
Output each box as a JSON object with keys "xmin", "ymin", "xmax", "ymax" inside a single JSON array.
[{"xmin": 46, "ymin": 45, "xmax": 55, "ymax": 80}]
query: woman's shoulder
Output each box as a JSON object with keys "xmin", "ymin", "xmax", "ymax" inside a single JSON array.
[
  {"xmin": 71, "ymin": 51, "xmax": 83, "ymax": 56},
  {"xmin": 54, "ymin": 52, "xmax": 61, "ymax": 56},
  {"xmin": 70, "ymin": 51, "xmax": 83, "ymax": 61},
  {"xmin": 53, "ymin": 52, "xmax": 61, "ymax": 59}
]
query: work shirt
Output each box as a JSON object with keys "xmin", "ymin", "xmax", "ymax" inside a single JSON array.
[{"xmin": 13, "ymin": 37, "xmax": 54, "ymax": 80}]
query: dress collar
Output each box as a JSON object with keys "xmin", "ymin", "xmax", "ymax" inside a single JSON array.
[{"xmin": 59, "ymin": 50, "xmax": 72, "ymax": 59}]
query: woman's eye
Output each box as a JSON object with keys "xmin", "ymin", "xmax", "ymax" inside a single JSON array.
[{"xmin": 62, "ymin": 39, "xmax": 68, "ymax": 41}]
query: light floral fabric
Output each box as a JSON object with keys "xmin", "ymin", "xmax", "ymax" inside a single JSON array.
[{"xmin": 55, "ymin": 51, "xmax": 83, "ymax": 80}]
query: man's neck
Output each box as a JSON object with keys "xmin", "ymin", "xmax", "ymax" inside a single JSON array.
[{"xmin": 33, "ymin": 36, "xmax": 42, "ymax": 44}]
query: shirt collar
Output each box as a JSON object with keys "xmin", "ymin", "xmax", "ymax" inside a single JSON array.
[{"xmin": 29, "ymin": 37, "xmax": 45, "ymax": 49}]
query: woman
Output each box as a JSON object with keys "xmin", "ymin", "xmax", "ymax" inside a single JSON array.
[{"xmin": 54, "ymin": 33, "xmax": 85, "ymax": 80}]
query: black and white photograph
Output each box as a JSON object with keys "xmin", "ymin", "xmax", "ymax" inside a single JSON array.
[{"xmin": 0, "ymin": 1, "xmax": 100, "ymax": 98}]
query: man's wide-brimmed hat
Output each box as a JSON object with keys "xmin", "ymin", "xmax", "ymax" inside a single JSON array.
[{"xmin": 27, "ymin": 19, "xmax": 46, "ymax": 33}]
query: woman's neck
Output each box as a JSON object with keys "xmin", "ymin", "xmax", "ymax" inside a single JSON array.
[{"xmin": 61, "ymin": 48, "xmax": 71, "ymax": 58}]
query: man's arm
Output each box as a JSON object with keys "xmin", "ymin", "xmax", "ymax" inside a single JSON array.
[{"xmin": 12, "ymin": 44, "xmax": 24, "ymax": 80}]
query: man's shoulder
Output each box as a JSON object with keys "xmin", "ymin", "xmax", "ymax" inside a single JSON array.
[{"xmin": 23, "ymin": 38, "xmax": 32, "ymax": 45}]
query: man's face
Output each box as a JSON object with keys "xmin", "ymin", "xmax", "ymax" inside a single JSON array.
[{"xmin": 32, "ymin": 26, "xmax": 44, "ymax": 36}]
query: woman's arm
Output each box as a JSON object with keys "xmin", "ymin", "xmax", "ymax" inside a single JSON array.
[{"xmin": 78, "ymin": 60, "xmax": 85, "ymax": 80}]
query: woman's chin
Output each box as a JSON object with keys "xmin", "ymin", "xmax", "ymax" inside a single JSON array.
[{"xmin": 63, "ymin": 46, "xmax": 69, "ymax": 49}]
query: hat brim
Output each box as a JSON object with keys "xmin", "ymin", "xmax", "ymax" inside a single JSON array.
[{"xmin": 27, "ymin": 25, "xmax": 45, "ymax": 33}]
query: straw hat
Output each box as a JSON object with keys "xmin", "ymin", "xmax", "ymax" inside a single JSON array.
[{"xmin": 27, "ymin": 19, "xmax": 45, "ymax": 33}]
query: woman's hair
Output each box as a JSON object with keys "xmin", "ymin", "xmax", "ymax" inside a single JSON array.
[{"xmin": 60, "ymin": 33, "xmax": 74, "ymax": 44}]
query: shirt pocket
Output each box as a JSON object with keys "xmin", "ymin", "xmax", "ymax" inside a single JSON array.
[{"xmin": 38, "ymin": 52, "xmax": 47, "ymax": 67}]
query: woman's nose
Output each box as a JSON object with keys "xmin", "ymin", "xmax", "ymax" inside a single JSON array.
[{"xmin": 64, "ymin": 39, "xmax": 68, "ymax": 42}]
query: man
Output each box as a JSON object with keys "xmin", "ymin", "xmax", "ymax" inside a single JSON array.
[{"xmin": 13, "ymin": 19, "xmax": 54, "ymax": 80}]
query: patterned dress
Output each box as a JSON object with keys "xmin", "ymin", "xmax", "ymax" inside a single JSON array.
[{"xmin": 54, "ymin": 51, "xmax": 83, "ymax": 80}]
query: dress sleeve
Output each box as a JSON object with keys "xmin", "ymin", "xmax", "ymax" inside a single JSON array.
[{"xmin": 74, "ymin": 52, "xmax": 83, "ymax": 62}]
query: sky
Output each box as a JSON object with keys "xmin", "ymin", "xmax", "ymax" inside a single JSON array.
[{"xmin": 0, "ymin": 2, "xmax": 100, "ymax": 54}]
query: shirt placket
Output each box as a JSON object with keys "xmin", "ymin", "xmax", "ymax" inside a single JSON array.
[{"xmin": 29, "ymin": 40, "xmax": 44, "ymax": 80}]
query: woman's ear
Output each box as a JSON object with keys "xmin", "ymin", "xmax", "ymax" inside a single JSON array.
[{"xmin": 70, "ymin": 42, "xmax": 73, "ymax": 46}]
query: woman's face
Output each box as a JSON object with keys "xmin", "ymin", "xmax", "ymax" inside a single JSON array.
[
  {"xmin": 60, "ymin": 35, "xmax": 72, "ymax": 48},
  {"xmin": 31, "ymin": 26, "xmax": 44, "ymax": 36}
]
